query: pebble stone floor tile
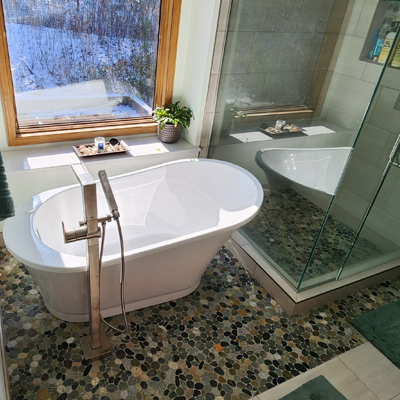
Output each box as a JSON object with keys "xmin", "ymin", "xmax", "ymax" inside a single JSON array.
[
  {"xmin": 240, "ymin": 189, "xmax": 383, "ymax": 285},
  {"xmin": 1, "ymin": 246, "xmax": 400, "ymax": 400}
]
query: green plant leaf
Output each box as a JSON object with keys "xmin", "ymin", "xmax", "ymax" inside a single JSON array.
[{"xmin": 152, "ymin": 101, "xmax": 194, "ymax": 131}]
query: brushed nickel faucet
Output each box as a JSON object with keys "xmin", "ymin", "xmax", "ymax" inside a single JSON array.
[{"xmin": 62, "ymin": 163, "xmax": 112, "ymax": 362}]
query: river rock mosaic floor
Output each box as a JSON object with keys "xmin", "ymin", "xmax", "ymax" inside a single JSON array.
[
  {"xmin": 240, "ymin": 189, "xmax": 383, "ymax": 287},
  {"xmin": 1, "ymin": 246, "xmax": 400, "ymax": 400}
]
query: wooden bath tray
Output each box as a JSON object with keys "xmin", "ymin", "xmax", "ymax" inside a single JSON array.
[
  {"xmin": 259, "ymin": 123, "xmax": 306, "ymax": 139},
  {"xmin": 73, "ymin": 140, "xmax": 129, "ymax": 157}
]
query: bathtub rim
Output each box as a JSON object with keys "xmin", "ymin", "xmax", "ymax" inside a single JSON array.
[
  {"xmin": 4, "ymin": 158, "xmax": 263, "ymax": 274},
  {"xmin": 256, "ymin": 147, "xmax": 352, "ymax": 195}
]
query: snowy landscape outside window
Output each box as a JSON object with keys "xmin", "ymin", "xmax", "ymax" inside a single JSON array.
[{"xmin": 0, "ymin": 0, "xmax": 180, "ymax": 146}]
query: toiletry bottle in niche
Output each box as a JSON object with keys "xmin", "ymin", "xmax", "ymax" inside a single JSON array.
[
  {"xmin": 378, "ymin": 32, "xmax": 396, "ymax": 64},
  {"xmin": 373, "ymin": 30, "xmax": 385, "ymax": 60},
  {"xmin": 389, "ymin": 34, "xmax": 400, "ymax": 68},
  {"xmin": 391, "ymin": 39, "xmax": 400, "ymax": 68}
]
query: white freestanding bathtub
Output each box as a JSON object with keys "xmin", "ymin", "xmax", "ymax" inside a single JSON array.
[
  {"xmin": 4, "ymin": 159, "xmax": 263, "ymax": 322},
  {"xmin": 256, "ymin": 147, "xmax": 351, "ymax": 209}
]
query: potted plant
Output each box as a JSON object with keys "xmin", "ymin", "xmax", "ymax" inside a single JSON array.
[
  {"xmin": 152, "ymin": 101, "xmax": 194, "ymax": 144},
  {"xmin": 220, "ymin": 101, "xmax": 247, "ymax": 137}
]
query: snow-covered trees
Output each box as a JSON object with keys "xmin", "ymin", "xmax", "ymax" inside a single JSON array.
[{"xmin": 4, "ymin": 0, "xmax": 160, "ymax": 107}]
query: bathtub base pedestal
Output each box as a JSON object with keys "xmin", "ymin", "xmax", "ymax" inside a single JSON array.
[{"xmin": 80, "ymin": 331, "xmax": 111, "ymax": 363}]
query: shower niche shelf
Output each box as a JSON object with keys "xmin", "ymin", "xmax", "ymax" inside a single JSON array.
[{"xmin": 359, "ymin": 0, "xmax": 400, "ymax": 65}]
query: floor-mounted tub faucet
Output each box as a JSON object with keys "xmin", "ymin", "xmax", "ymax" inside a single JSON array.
[{"xmin": 62, "ymin": 163, "xmax": 113, "ymax": 362}]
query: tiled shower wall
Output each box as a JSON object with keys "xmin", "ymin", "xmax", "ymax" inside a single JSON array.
[
  {"xmin": 322, "ymin": 0, "xmax": 400, "ymax": 250},
  {"xmin": 200, "ymin": 0, "xmax": 388, "ymax": 155},
  {"xmin": 215, "ymin": 0, "xmax": 335, "ymax": 111},
  {"xmin": 331, "ymin": 67, "xmax": 400, "ymax": 251},
  {"xmin": 201, "ymin": 0, "xmax": 400, "ymax": 253},
  {"xmin": 199, "ymin": 0, "xmax": 350, "ymax": 157},
  {"xmin": 319, "ymin": 0, "xmax": 383, "ymax": 131}
]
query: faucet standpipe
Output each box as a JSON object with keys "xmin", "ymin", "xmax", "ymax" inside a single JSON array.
[
  {"xmin": 61, "ymin": 163, "xmax": 113, "ymax": 363},
  {"xmin": 62, "ymin": 164, "xmax": 129, "ymax": 362}
]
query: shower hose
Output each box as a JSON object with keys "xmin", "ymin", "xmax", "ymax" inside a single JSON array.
[{"xmin": 98, "ymin": 217, "xmax": 129, "ymax": 334}]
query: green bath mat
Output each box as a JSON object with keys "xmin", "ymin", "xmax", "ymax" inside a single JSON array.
[
  {"xmin": 351, "ymin": 300, "xmax": 400, "ymax": 369},
  {"xmin": 279, "ymin": 375, "xmax": 347, "ymax": 400}
]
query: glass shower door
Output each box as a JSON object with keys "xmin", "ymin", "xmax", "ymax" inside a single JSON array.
[
  {"xmin": 297, "ymin": 27, "xmax": 400, "ymax": 290},
  {"xmin": 339, "ymin": 141, "xmax": 400, "ymax": 279},
  {"xmin": 209, "ymin": 0, "xmax": 400, "ymax": 291},
  {"xmin": 212, "ymin": 0, "xmax": 357, "ymax": 289}
]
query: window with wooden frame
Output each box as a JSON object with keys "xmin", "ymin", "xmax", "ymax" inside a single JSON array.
[{"xmin": 0, "ymin": 0, "xmax": 181, "ymax": 146}]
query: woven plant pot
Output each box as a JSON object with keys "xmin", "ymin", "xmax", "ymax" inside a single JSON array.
[{"xmin": 157, "ymin": 123, "xmax": 181, "ymax": 144}]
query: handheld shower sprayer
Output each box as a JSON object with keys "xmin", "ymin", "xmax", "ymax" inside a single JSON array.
[
  {"xmin": 97, "ymin": 170, "xmax": 129, "ymax": 335},
  {"xmin": 98, "ymin": 170, "xmax": 120, "ymax": 219}
]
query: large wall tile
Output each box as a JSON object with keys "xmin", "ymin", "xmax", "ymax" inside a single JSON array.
[
  {"xmin": 306, "ymin": 33, "xmax": 325, "ymax": 71},
  {"xmin": 215, "ymin": 72, "xmax": 266, "ymax": 112},
  {"xmin": 365, "ymin": 206, "xmax": 400, "ymax": 247},
  {"xmin": 351, "ymin": 122, "xmax": 389, "ymax": 166},
  {"xmin": 319, "ymin": 106, "xmax": 362, "ymax": 130},
  {"xmin": 326, "ymin": 0, "xmax": 353, "ymax": 33},
  {"xmin": 333, "ymin": 188, "xmax": 369, "ymax": 220},
  {"xmin": 249, "ymin": 32, "xmax": 314, "ymax": 73},
  {"xmin": 354, "ymin": 0, "xmax": 379, "ymax": 38},
  {"xmin": 329, "ymin": 35, "xmax": 366, "ymax": 79},
  {"xmin": 221, "ymin": 31, "xmax": 255, "ymax": 74},
  {"xmin": 221, "ymin": 0, "xmax": 346, "ymax": 114},
  {"xmin": 373, "ymin": 172, "xmax": 396, "ymax": 211},
  {"xmin": 307, "ymin": 70, "xmax": 329, "ymax": 108},
  {"xmin": 228, "ymin": 0, "xmax": 269, "ymax": 32},
  {"xmin": 381, "ymin": 68, "xmax": 400, "ymax": 91},
  {"xmin": 315, "ymin": 33, "xmax": 340, "ymax": 71},
  {"xmin": 298, "ymin": 0, "xmax": 334, "ymax": 33},
  {"xmin": 264, "ymin": 0, "xmax": 304, "ymax": 33},
  {"xmin": 375, "ymin": 132, "xmax": 399, "ymax": 171},
  {"xmin": 261, "ymin": 70, "xmax": 313, "ymax": 105},
  {"xmin": 361, "ymin": 62, "xmax": 382, "ymax": 84},
  {"xmin": 368, "ymin": 87, "xmax": 400, "ymax": 134},
  {"xmin": 384, "ymin": 177, "xmax": 400, "ymax": 219},
  {"xmin": 329, "ymin": 34, "xmax": 345, "ymax": 71},
  {"xmin": 323, "ymin": 73, "xmax": 375, "ymax": 120},
  {"xmin": 338, "ymin": 156, "xmax": 386, "ymax": 202},
  {"xmin": 340, "ymin": 0, "xmax": 365, "ymax": 35}
]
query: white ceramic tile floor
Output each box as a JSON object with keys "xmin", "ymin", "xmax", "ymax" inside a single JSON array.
[
  {"xmin": 339, "ymin": 343, "xmax": 400, "ymax": 400},
  {"xmin": 250, "ymin": 343, "xmax": 400, "ymax": 400}
]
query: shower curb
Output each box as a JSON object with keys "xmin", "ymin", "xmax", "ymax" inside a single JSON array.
[{"xmin": 226, "ymin": 236, "xmax": 400, "ymax": 316}]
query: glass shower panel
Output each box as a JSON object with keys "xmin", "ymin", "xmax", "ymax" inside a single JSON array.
[
  {"xmin": 340, "ymin": 151, "xmax": 400, "ymax": 279},
  {"xmin": 208, "ymin": 0, "xmax": 400, "ymax": 290},
  {"xmin": 209, "ymin": 0, "xmax": 359, "ymax": 288},
  {"xmin": 298, "ymin": 27, "xmax": 400, "ymax": 290}
]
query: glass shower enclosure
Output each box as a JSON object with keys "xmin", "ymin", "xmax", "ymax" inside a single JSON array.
[{"xmin": 208, "ymin": 0, "xmax": 400, "ymax": 291}]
